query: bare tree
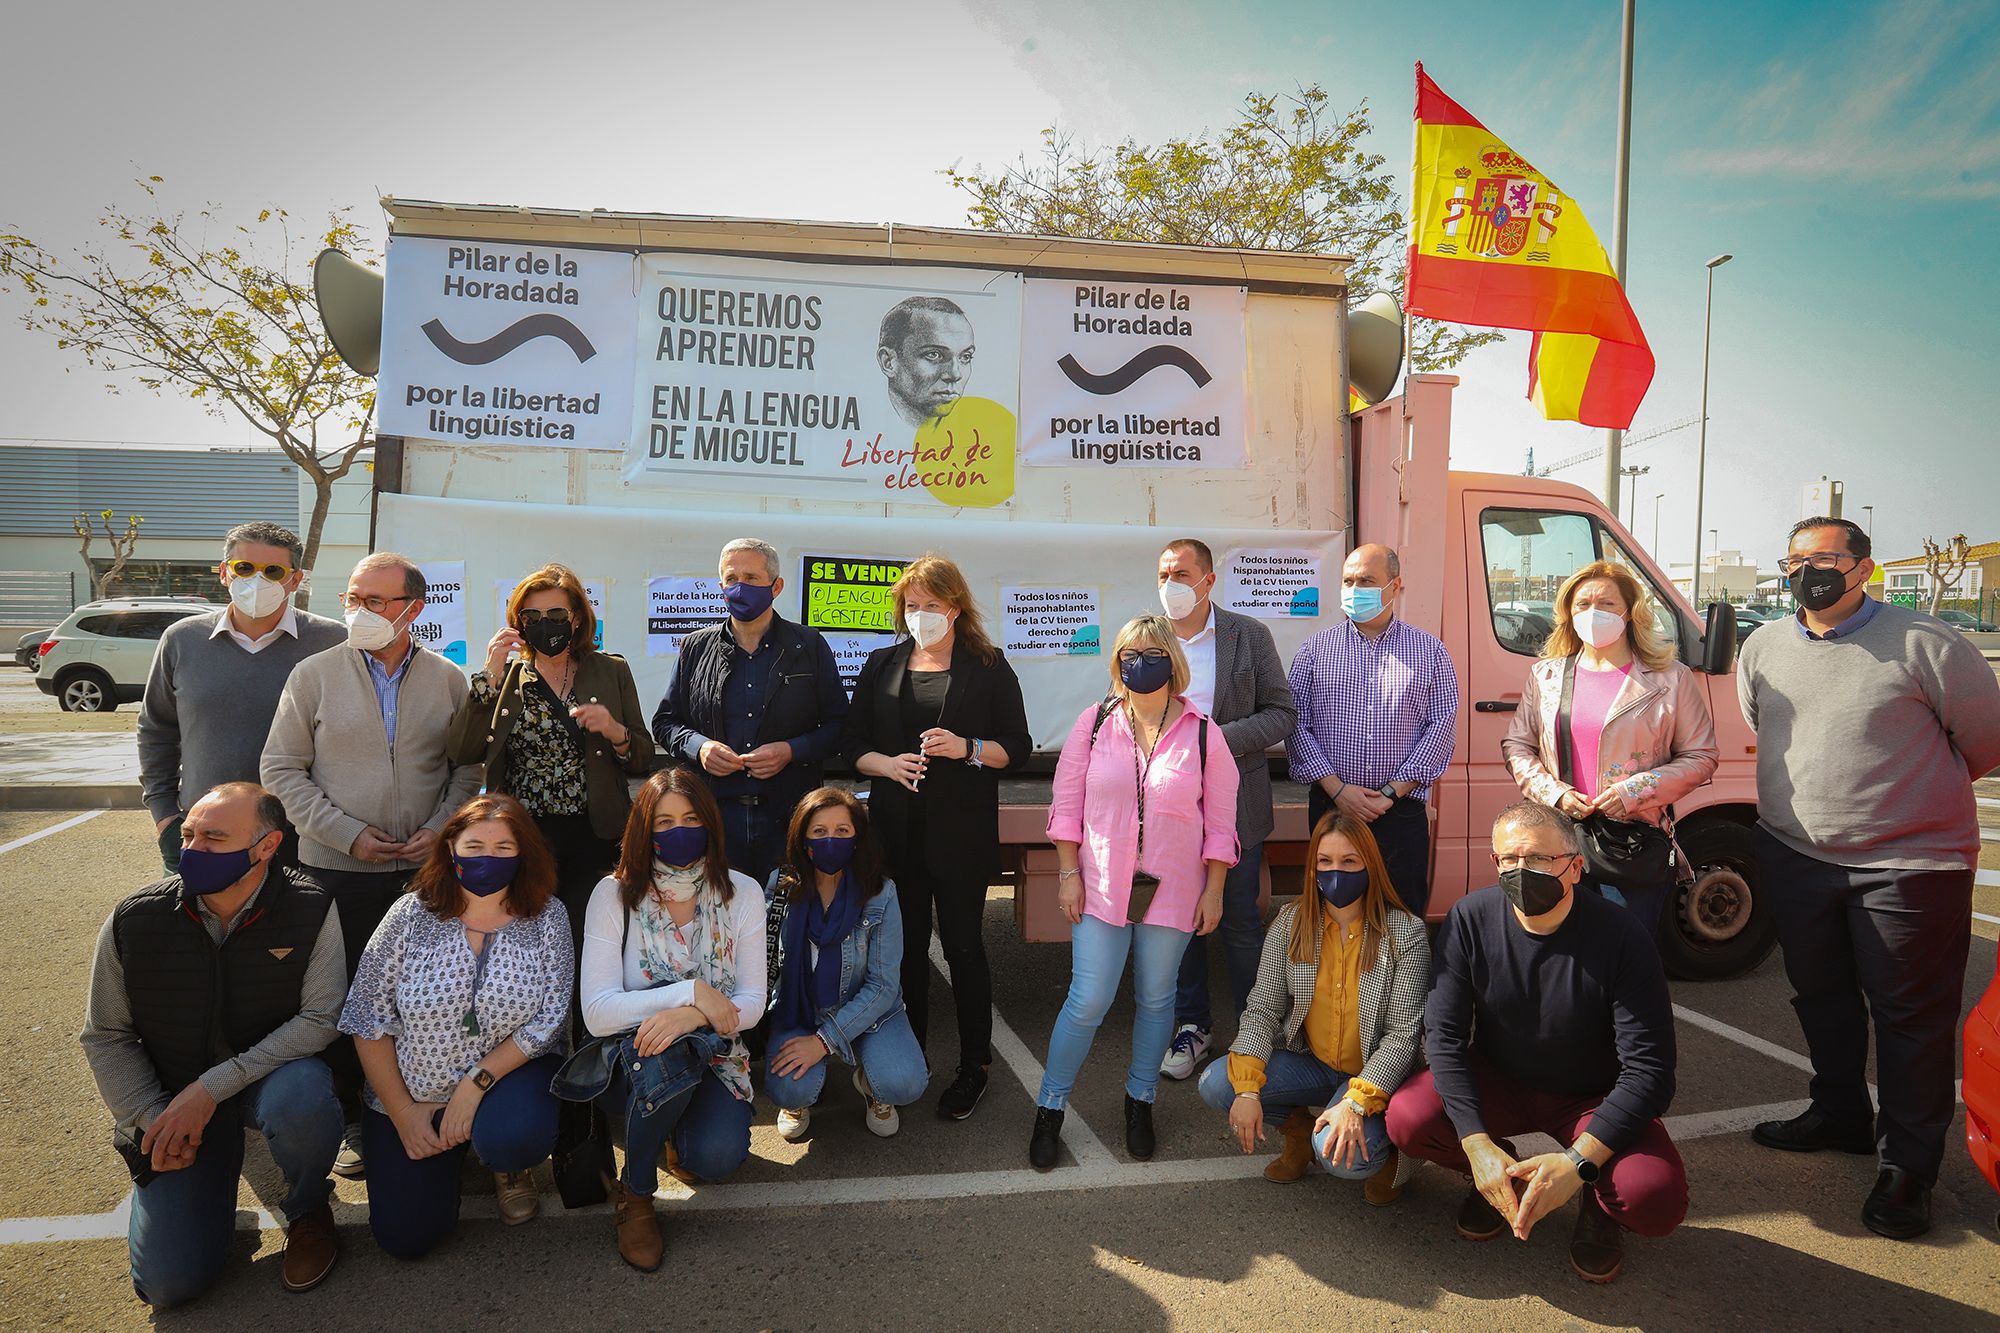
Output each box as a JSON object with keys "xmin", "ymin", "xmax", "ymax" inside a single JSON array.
[
  {"xmin": 74, "ymin": 510, "xmax": 144, "ymax": 600},
  {"xmin": 1922, "ymin": 534, "xmax": 1972, "ymax": 616}
]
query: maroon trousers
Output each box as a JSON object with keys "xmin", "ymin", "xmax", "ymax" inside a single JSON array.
[{"xmin": 1387, "ymin": 1067, "xmax": 1689, "ymax": 1237}]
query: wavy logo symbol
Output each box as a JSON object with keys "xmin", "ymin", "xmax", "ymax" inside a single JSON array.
[
  {"xmin": 1057, "ymin": 346, "xmax": 1212, "ymax": 395},
  {"xmin": 421, "ymin": 314, "xmax": 597, "ymax": 365}
]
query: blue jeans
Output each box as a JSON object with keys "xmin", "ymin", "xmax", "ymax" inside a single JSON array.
[
  {"xmin": 1592, "ymin": 877, "xmax": 1667, "ymax": 943},
  {"xmin": 720, "ymin": 800, "xmax": 788, "ymax": 888},
  {"xmin": 610, "ymin": 1064, "xmax": 753, "ymax": 1194},
  {"xmin": 1037, "ymin": 913, "xmax": 1191, "ymax": 1109},
  {"xmin": 1196, "ymin": 1050, "xmax": 1392, "ymax": 1179},
  {"xmin": 1173, "ymin": 844, "xmax": 1265, "ymax": 1031},
  {"xmin": 765, "ymin": 1012, "xmax": 930, "ymax": 1109},
  {"xmin": 361, "ymin": 1055, "xmax": 563, "ymax": 1260},
  {"xmin": 127, "ymin": 1056, "xmax": 342, "ymax": 1309}
]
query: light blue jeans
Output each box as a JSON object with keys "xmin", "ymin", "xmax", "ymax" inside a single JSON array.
[
  {"xmin": 1196, "ymin": 1050, "xmax": 1393, "ymax": 1179},
  {"xmin": 765, "ymin": 1012, "xmax": 930, "ymax": 1110},
  {"xmin": 1037, "ymin": 912, "xmax": 1192, "ymax": 1109}
]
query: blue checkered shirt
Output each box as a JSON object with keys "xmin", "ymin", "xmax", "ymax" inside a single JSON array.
[{"xmin": 1286, "ymin": 617, "xmax": 1459, "ymax": 800}]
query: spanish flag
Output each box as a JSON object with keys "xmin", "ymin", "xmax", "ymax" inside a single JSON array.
[{"xmin": 1405, "ymin": 63, "xmax": 1653, "ymax": 429}]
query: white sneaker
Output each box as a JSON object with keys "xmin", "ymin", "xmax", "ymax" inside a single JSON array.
[
  {"xmin": 1159, "ymin": 1024, "xmax": 1210, "ymax": 1081},
  {"xmin": 777, "ymin": 1106, "xmax": 812, "ymax": 1142},
  {"xmin": 855, "ymin": 1069, "xmax": 900, "ymax": 1138},
  {"xmin": 331, "ymin": 1121, "xmax": 365, "ymax": 1178}
]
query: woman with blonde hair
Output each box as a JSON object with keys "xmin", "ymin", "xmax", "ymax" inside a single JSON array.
[
  {"xmin": 843, "ymin": 554, "xmax": 1030, "ymax": 1121},
  {"xmin": 1197, "ymin": 811, "xmax": 1429, "ymax": 1201},
  {"xmin": 1030, "ymin": 614, "xmax": 1239, "ymax": 1169},
  {"xmin": 1501, "ymin": 560, "xmax": 1718, "ymax": 936}
]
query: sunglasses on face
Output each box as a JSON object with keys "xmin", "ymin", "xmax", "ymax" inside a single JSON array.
[
  {"xmin": 225, "ymin": 559, "xmax": 294, "ymax": 583},
  {"xmin": 518, "ymin": 608, "xmax": 572, "ymax": 625}
]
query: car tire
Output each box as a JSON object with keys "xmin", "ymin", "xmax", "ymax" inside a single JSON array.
[
  {"xmin": 1658, "ymin": 818, "xmax": 1776, "ymax": 981},
  {"xmin": 54, "ymin": 667, "xmax": 117, "ymax": 713}
]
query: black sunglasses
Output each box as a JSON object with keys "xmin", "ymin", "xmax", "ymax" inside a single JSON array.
[{"xmin": 518, "ymin": 608, "xmax": 573, "ymax": 625}]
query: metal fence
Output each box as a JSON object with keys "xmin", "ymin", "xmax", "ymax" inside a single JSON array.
[
  {"xmin": 1884, "ymin": 590, "xmax": 2000, "ymax": 628},
  {"xmin": 0, "ymin": 570, "xmax": 77, "ymax": 625}
]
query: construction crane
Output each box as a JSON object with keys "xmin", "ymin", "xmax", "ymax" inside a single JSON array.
[{"xmin": 1522, "ymin": 415, "xmax": 1701, "ymax": 477}]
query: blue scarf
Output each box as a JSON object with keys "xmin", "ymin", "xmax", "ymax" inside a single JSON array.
[{"xmin": 778, "ymin": 871, "xmax": 863, "ymax": 1038}]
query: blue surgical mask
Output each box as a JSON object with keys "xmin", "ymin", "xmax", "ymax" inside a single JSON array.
[
  {"xmin": 452, "ymin": 854, "xmax": 518, "ymax": 898},
  {"xmin": 652, "ymin": 825, "xmax": 709, "ymax": 868},
  {"xmin": 178, "ymin": 845, "xmax": 258, "ymax": 897},
  {"xmin": 1341, "ymin": 586, "xmax": 1385, "ymax": 622},
  {"xmin": 1119, "ymin": 653, "xmax": 1174, "ymax": 696},
  {"xmin": 1316, "ymin": 868, "xmax": 1368, "ymax": 909},
  {"xmin": 723, "ymin": 581, "xmax": 776, "ymax": 622},
  {"xmin": 807, "ymin": 835, "xmax": 858, "ymax": 874}
]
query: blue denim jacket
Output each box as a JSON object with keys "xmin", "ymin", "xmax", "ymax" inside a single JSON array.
[{"xmin": 767, "ymin": 875, "xmax": 907, "ymax": 1064}]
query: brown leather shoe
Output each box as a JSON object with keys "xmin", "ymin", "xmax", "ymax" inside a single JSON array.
[
  {"xmin": 611, "ymin": 1181, "xmax": 664, "ymax": 1272},
  {"xmin": 281, "ymin": 1202, "xmax": 338, "ymax": 1293},
  {"xmin": 494, "ymin": 1170, "xmax": 541, "ymax": 1226},
  {"xmin": 1569, "ymin": 1191, "xmax": 1626, "ymax": 1283},
  {"xmin": 1455, "ymin": 1185, "xmax": 1507, "ymax": 1241},
  {"xmin": 661, "ymin": 1139, "xmax": 697, "ymax": 1186},
  {"xmin": 1264, "ymin": 1109, "xmax": 1314, "ymax": 1183},
  {"xmin": 1363, "ymin": 1149, "xmax": 1405, "ymax": 1206}
]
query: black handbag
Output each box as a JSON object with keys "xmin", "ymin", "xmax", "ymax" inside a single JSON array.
[
  {"xmin": 1554, "ymin": 655, "xmax": 1681, "ymax": 891},
  {"xmin": 548, "ymin": 899, "xmax": 631, "ymax": 1209}
]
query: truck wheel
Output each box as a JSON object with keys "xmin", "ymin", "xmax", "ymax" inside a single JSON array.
[
  {"xmin": 55, "ymin": 667, "xmax": 116, "ymax": 713},
  {"xmin": 1658, "ymin": 819, "xmax": 1776, "ymax": 981}
]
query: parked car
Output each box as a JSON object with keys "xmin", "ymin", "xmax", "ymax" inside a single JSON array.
[
  {"xmin": 34, "ymin": 598, "xmax": 213, "ymax": 712},
  {"xmin": 1939, "ymin": 609, "xmax": 1999, "ymax": 632},
  {"xmin": 1731, "ymin": 605, "xmax": 1784, "ymax": 640},
  {"xmin": 15, "ymin": 628, "xmax": 53, "ymax": 670}
]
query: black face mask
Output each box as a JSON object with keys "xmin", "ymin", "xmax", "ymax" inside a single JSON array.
[
  {"xmin": 1788, "ymin": 565, "xmax": 1849, "ymax": 612},
  {"xmin": 1499, "ymin": 866, "xmax": 1569, "ymax": 917},
  {"xmin": 521, "ymin": 617, "xmax": 573, "ymax": 656}
]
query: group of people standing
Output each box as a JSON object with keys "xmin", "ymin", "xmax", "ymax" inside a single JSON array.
[{"xmin": 82, "ymin": 511, "xmax": 1998, "ymax": 1308}]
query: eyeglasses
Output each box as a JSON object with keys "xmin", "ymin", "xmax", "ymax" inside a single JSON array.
[
  {"xmin": 1117, "ymin": 648, "xmax": 1171, "ymax": 663},
  {"xmin": 225, "ymin": 559, "xmax": 295, "ymax": 583},
  {"xmin": 1490, "ymin": 852, "xmax": 1575, "ymax": 873},
  {"xmin": 1777, "ymin": 553, "xmax": 1859, "ymax": 576},
  {"xmin": 339, "ymin": 592, "xmax": 416, "ymax": 615},
  {"xmin": 518, "ymin": 607, "xmax": 572, "ymax": 625}
]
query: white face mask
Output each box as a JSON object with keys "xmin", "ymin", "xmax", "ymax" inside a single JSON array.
[
  {"xmin": 344, "ymin": 604, "xmax": 408, "ymax": 652},
  {"xmin": 1158, "ymin": 578, "xmax": 1201, "ymax": 620},
  {"xmin": 906, "ymin": 609, "xmax": 950, "ymax": 650},
  {"xmin": 228, "ymin": 572, "xmax": 289, "ymax": 619},
  {"xmin": 1573, "ymin": 608, "xmax": 1627, "ymax": 650}
]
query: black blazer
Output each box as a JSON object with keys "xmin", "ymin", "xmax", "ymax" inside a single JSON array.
[{"xmin": 842, "ymin": 639, "xmax": 1031, "ymax": 883}]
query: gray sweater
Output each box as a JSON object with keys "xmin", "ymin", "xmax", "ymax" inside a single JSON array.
[
  {"xmin": 137, "ymin": 609, "xmax": 347, "ymax": 824},
  {"xmin": 1737, "ymin": 600, "xmax": 2000, "ymax": 870},
  {"xmin": 260, "ymin": 642, "xmax": 482, "ymax": 872}
]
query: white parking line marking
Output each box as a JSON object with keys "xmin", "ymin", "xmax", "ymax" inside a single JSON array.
[
  {"xmin": 1977, "ymin": 869, "xmax": 2000, "ymax": 889},
  {"xmin": 1977, "ymin": 912, "xmax": 2000, "ymax": 927},
  {"xmin": 0, "ymin": 808, "xmax": 104, "ymax": 855},
  {"xmin": 1672, "ymin": 1004, "xmax": 1816, "ymax": 1077}
]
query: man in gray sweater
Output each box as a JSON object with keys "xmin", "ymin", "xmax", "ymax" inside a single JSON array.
[
  {"xmin": 138, "ymin": 521, "xmax": 345, "ymax": 872},
  {"xmin": 261, "ymin": 550, "xmax": 480, "ymax": 1173},
  {"xmin": 1738, "ymin": 515, "xmax": 2000, "ymax": 1240}
]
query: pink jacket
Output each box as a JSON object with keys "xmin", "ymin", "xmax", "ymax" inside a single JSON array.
[
  {"xmin": 1501, "ymin": 655, "xmax": 1719, "ymax": 827},
  {"xmin": 1047, "ymin": 699, "xmax": 1240, "ymax": 931}
]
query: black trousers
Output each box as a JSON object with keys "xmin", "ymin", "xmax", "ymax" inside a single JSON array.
[
  {"xmin": 309, "ymin": 864, "xmax": 415, "ymax": 1121},
  {"xmin": 897, "ymin": 852, "xmax": 994, "ymax": 1070},
  {"xmin": 1306, "ymin": 788, "xmax": 1434, "ymax": 918},
  {"xmin": 534, "ymin": 810, "xmax": 621, "ymax": 1156},
  {"xmin": 1758, "ymin": 828, "xmax": 1973, "ymax": 1183}
]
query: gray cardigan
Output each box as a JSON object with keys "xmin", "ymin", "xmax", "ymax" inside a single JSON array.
[
  {"xmin": 1207, "ymin": 606, "xmax": 1297, "ymax": 845},
  {"xmin": 261, "ymin": 643, "xmax": 482, "ymax": 872}
]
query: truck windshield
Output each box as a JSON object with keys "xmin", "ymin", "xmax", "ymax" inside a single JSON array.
[{"xmin": 1478, "ymin": 509, "xmax": 1681, "ymax": 658}]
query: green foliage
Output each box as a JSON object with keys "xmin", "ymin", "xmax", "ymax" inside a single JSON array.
[{"xmin": 944, "ymin": 86, "xmax": 1503, "ymax": 374}]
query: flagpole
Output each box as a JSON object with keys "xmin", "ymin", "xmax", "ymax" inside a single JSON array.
[{"xmin": 1601, "ymin": 0, "xmax": 1636, "ymax": 512}]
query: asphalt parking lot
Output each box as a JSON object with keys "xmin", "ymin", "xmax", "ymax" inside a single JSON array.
[{"xmin": 2, "ymin": 800, "xmax": 1998, "ymax": 1332}]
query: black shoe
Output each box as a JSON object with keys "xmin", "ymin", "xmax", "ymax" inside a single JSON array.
[
  {"xmin": 1030, "ymin": 1107, "xmax": 1064, "ymax": 1171},
  {"xmin": 1455, "ymin": 1186, "xmax": 1507, "ymax": 1241},
  {"xmin": 1751, "ymin": 1108, "xmax": 1874, "ymax": 1155},
  {"xmin": 937, "ymin": 1065, "xmax": 989, "ymax": 1121},
  {"xmin": 1861, "ymin": 1166, "xmax": 1932, "ymax": 1240},
  {"xmin": 1569, "ymin": 1191, "xmax": 1625, "ymax": 1283},
  {"xmin": 1124, "ymin": 1094, "xmax": 1156, "ymax": 1161}
]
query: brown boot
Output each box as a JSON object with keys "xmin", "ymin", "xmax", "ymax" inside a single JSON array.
[
  {"xmin": 660, "ymin": 1139, "xmax": 697, "ymax": 1186},
  {"xmin": 1264, "ymin": 1109, "xmax": 1314, "ymax": 1183},
  {"xmin": 610, "ymin": 1181, "xmax": 664, "ymax": 1272},
  {"xmin": 1363, "ymin": 1149, "xmax": 1405, "ymax": 1206},
  {"xmin": 281, "ymin": 1202, "xmax": 338, "ymax": 1292}
]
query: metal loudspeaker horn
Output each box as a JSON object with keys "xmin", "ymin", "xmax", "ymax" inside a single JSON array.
[
  {"xmin": 1349, "ymin": 291, "xmax": 1406, "ymax": 407},
  {"xmin": 312, "ymin": 248, "xmax": 384, "ymax": 377}
]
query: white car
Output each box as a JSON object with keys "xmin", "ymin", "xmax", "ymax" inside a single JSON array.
[{"xmin": 34, "ymin": 598, "xmax": 214, "ymax": 712}]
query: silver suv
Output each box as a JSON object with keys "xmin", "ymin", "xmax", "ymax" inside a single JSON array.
[{"xmin": 34, "ymin": 598, "xmax": 214, "ymax": 712}]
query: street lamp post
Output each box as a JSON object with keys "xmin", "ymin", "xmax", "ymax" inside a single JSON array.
[
  {"xmin": 1653, "ymin": 492, "xmax": 1666, "ymax": 555},
  {"xmin": 1620, "ymin": 465, "xmax": 1650, "ymax": 528},
  {"xmin": 1862, "ymin": 504, "xmax": 1874, "ymax": 538},
  {"xmin": 1691, "ymin": 253, "xmax": 1733, "ymax": 606}
]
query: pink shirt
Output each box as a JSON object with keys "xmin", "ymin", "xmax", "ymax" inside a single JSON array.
[
  {"xmin": 1566, "ymin": 661, "xmax": 1633, "ymax": 798},
  {"xmin": 1047, "ymin": 698, "xmax": 1241, "ymax": 931}
]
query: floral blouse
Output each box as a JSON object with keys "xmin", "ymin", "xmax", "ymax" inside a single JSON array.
[
  {"xmin": 338, "ymin": 893, "xmax": 573, "ymax": 1112},
  {"xmin": 471, "ymin": 667, "xmax": 586, "ymax": 818}
]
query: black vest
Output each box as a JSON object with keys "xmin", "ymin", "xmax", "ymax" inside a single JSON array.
[{"xmin": 112, "ymin": 866, "xmax": 332, "ymax": 1097}]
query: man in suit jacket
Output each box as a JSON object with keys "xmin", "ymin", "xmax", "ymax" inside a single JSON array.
[{"xmin": 1154, "ymin": 538, "xmax": 1298, "ymax": 1080}]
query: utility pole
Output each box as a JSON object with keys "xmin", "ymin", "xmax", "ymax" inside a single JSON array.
[
  {"xmin": 1620, "ymin": 465, "xmax": 1650, "ymax": 527},
  {"xmin": 1602, "ymin": 0, "xmax": 1636, "ymax": 515}
]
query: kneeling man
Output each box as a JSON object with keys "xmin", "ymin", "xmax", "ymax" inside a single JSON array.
[{"xmin": 1387, "ymin": 801, "xmax": 1684, "ymax": 1283}]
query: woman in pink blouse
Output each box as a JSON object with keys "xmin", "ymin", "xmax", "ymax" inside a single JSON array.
[{"xmin": 1031, "ymin": 615, "xmax": 1240, "ymax": 1169}]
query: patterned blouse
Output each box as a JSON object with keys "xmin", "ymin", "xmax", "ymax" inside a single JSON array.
[
  {"xmin": 338, "ymin": 892, "xmax": 573, "ymax": 1112},
  {"xmin": 471, "ymin": 666, "xmax": 587, "ymax": 817}
]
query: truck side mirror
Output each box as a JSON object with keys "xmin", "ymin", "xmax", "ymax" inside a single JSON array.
[{"xmin": 1698, "ymin": 602, "xmax": 1738, "ymax": 675}]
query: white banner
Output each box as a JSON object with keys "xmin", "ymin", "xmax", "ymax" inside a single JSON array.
[
  {"xmin": 410, "ymin": 560, "xmax": 468, "ymax": 667},
  {"xmin": 646, "ymin": 576, "xmax": 726, "ymax": 656},
  {"xmin": 1020, "ymin": 278, "xmax": 1247, "ymax": 470},
  {"xmin": 1001, "ymin": 586, "xmax": 1102, "ymax": 658},
  {"xmin": 1219, "ymin": 548, "xmax": 1322, "ymax": 619},
  {"xmin": 377, "ymin": 236, "xmax": 637, "ymax": 449},
  {"xmin": 624, "ymin": 254, "xmax": 1022, "ymax": 506}
]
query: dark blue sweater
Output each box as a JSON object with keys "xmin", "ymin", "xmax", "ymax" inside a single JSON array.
[{"xmin": 1424, "ymin": 885, "xmax": 1676, "ymax": 1153}]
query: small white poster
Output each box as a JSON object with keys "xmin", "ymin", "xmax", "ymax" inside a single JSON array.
[
  {"xmin": 822, "ymin": 630, "xmax": 892, "ymax": 695},
  {"xmin": 1000, "ymin": 586, "xmax": 1102, "ymax": 658},
  {"xmin": 1020, "ymin": 278, "xmax": 1248, "ymax": 470},
  {"xmin": 496, "ymin": 576, "xmax": 606, "ymax": 650},
  {"xmin": 647, "ymin": 576, "xmax": 726, "ymax": 656},
  {"xmin": 411, "ymin": 560, "xmax": 467, "ymax": 667},
  {"xmin": 1219, "ymin": 549, "xmax": 1321, "ymax": 619}
]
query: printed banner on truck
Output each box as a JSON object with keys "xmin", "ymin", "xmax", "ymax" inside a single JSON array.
[
  {"xmin": 623, "ymin": 254, "xmax": 1022, "ymax": 506},
  {"xmin": 410, "ymin": 561, "xmax": 468, "ymax": 666},
  {"xmin": 646, "ymin": 576, "xmax": 726, "ymax": 656},
  {"xmin": 1019, "ymin": 278, "xmax": 1248, "ymax": 470},
  {"xmin": 377, "ymin": 237, "xmax": 637, "ymax": 449},
  {"xmin": 1218, "ymin": 548, "xmax": 1321, "ymax": 618},
  {"xmin": 1001, "ymin": 586, "xmax": 1102, "ymax": 658}
]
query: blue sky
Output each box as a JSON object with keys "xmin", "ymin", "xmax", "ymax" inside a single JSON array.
[{"xmin": 3, "ymin": 0, "xmax": 1993, "ymax": 571}]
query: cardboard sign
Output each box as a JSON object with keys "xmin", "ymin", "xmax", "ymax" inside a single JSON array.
[
  {"xmin": 798, "ymin": 554, "xmax": 908, "ymax": 634},
  {"xmin": 1219, "ymin": 548, "xmax": 1321, "ymax": 619},
  {"xmin": 646, "ymin": 576, "xmax": 726, "ymax": 656},
  {"xmin": 1001, "ymin": 586, "xmax": 1102, "ymax": 657}
]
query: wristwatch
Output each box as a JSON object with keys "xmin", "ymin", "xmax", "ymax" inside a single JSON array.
[
  {"xmin": 1377, "ymin": 782, "xmax": 1398, "ymax": 801},
  {"xmin": 1563, "ymin": 1145, "xmax": 1600, "ymax": 1184},
  {"xmin": 471, "ymin": 1067, "xmax": 496, "ymax": 1093}
]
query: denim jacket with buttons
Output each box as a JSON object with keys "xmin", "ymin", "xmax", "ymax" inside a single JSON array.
[{"xmin": 767, "ymin": 875, "xmax": 907, "ymax": 1064}]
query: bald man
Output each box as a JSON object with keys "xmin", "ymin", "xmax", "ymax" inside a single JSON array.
[{"xmin": 1286, "ymin": 544, "xmax": 1459, "ymax": 916}]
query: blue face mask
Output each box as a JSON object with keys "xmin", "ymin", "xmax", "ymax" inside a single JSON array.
[
  {"xmin": 1341, "ymin": 586, "xmax": 1385, "ymax": 622},
  {"xmin": 178, "ymin": 844, "xmax": 259, "ymax": 896},
  {"xmin": 652, "ymin": 825, "xmax": 709, "ymax": 868},
  {"xmin": 722, "ymin": 581, "xmax": 776, "ymax": 622},
  {"xmin": 1316, "ymin": 867, "xmax": 1368, "ymax": 909},
  {"xmin": 1119, "ymin": 653, "xmax": 1174, "ymax": 696},
  {"xmin": 807, "ymin": 835, "xmax": 858, "ymax": 875},
  {"xmin": 453, "ymin": 854, "xmax": 518, "ymax": 898}
]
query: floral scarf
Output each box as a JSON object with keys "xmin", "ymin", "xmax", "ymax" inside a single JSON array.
[{"xmin": 636, "ymin": 868, "xmax": 752, "ymax": 1101}]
